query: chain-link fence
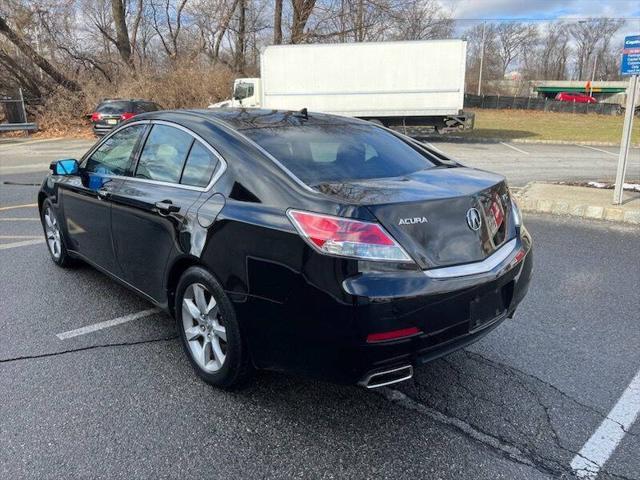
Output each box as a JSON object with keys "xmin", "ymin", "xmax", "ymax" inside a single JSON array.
[
  {"xmin": 0, "ymin": 89, "xmax": 38, "ymax": 132},
  {"xmin": 464, "ymin": 94, "xmax": 622, "ymax": 115}
]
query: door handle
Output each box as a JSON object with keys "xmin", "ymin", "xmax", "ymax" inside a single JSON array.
[{"xmin": 155, "ymin": 200, "xmax": 180, "ymax": 214}]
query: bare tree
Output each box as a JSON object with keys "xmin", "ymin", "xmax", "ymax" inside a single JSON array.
[
  {"xmin": 291, "ymin": 0, "xmax": 315, "ymax": 43},
  {"xmin": 569, "ymin": 18, "xmax": 624, "ymax": 80},
  {"xmin": 273, "ymin": 0, "xmax": 283, "ymax": 44},
  {"xmin": 522, "ymin": 23, "xmax": 570, "ymax": 80},
  {"xmin": 494, "ymin": 22, "xmax": 537, "ymax": 77},
  {"xmin": 463, "ymin": 23, "xmax": 501, "ymax": 93},
  {"xmin": 191, "ymin": 0, "xmax": 240, "ymax": 65},
  {"xmin": 150, "ymin": 0, "xmax": 189, "ymax": 59},
  {"xmin": 234, "ymin": 0, "xmax": 246, "ymax": 71},
  {"xmin": 111, "ymin": 0, "xmax": 133, "ymax": 66},
  {"xmin": 390, "ymin": 0, "xmax": 453, "ymax": 41},
  {"xmin": 0, "ymin": 13, "xmax": 81, "ymax": 91}
]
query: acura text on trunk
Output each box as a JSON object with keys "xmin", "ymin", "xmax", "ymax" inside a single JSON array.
[{"xmin": 39, "ymin": 109, "xmax": 533, "ymax": 389}]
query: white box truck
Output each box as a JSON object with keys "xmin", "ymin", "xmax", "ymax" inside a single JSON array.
[{"xmin": 210, "ymin": 40, "xmax": 473, "ymax": 132}]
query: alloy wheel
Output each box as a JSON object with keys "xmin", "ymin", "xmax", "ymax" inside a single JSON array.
[
  {"xmin": 181, "ymin": 283, "xmax": 227, "ymax": 372},
  {"xmin": 44, "ymin": 206, "xmax": 62, "ymax": 259}
]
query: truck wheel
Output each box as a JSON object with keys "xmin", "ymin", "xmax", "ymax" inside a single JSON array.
[{"xmin": 175, "ymin": 266, "xmax": 252, "ymax": 389}]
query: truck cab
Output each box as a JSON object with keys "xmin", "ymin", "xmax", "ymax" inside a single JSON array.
[{"xmin": 209, "ymin": 78, "xmax": 262, "ymax": 108}]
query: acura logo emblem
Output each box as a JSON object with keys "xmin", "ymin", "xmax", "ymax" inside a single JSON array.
[{"xmin": 466, "ymin": 208, "xmax": 482, "ymax": 231}]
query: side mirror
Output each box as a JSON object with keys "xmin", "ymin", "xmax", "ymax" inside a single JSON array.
[{"xmin": 50, "ymin": 158, "xmax": 79, "ymax": 176}]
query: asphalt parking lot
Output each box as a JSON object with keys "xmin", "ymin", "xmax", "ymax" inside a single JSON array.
[{"xmin": 1, "ymin": 138, "xmax": 639, "ymax": 479}]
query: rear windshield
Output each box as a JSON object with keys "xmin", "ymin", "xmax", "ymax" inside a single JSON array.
[
  {"xmin": 243, "ymin": 124, "xmax": 436, "ymax": 185},
  {"xmin": 96, "ymin": 101, "xmax": 132, "ymax": 114}
]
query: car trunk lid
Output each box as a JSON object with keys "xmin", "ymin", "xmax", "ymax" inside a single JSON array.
[{"xmin": 313, "ymin": 167, "xmax": 513, "ymax": 269}]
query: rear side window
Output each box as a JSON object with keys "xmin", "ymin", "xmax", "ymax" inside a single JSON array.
[
  {"xmin": 136, "ymin": 124, "xmax": 193, "ymax": 183},
  {"xmin": 243, "ymin": 123, "xmax": 435, "ymax": 185},
  {"xmin": 84, "ymin": 124, "xmax": 145, "ymax": 175},
  {"xmin": 134, "ymin": 102, "xmax": 161, "ymax": 113},
  {"xmin": 181, "ymin": 142, "xmax": 219, "ymax": 188},
  {"xmin": 97, "ymin": 101, "xmax": 132, "ymax": 114},
  {"xmin": 133, "ymin": 103, "xmax": 147, "ymax": 114}
]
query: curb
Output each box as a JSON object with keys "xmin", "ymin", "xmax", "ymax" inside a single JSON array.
[
  {"xmin": 413, "ymin": 135, "xmax": 639, "ymax": 148},
  {"xmin": 512, "ymin": 183, "xmax": 640, "ymax": 225}
]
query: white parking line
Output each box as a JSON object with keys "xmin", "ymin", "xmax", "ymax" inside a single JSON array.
[
  {"xmin": 570, "ymin": 368, "xmax": 640, "ymax": 478},
  {"xmin": 0, "ymin": 162, "xmax": 50, "ymax": 171},
  {"xmin": 0, "ymin": 203, "xmax": 37, "ymax": 211},
  {"xmin": 0, "ymin": 239, "xmax": 44, "ymax": 250},
  {"xmin": 56, "ymin": 308, "xmax": 161, "ymax": 340},
  {"xmin": 577, "ymin": 145, "xmax": 619, "ymax": 157},
  {"xmin": 0, "ymin": 218, "xmax": 39, "ymax": 221},
  {"xmin": 499, "ymin": 142, "xmax": 529, "ymax": 155},
  {"xmin": 0, "ymin": 235, "xmax": 41, "ymax": 239}
]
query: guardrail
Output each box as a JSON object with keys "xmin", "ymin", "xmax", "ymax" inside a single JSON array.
[
  {"xmin": 0, "ymin": 89, "xmax": 39, "ymax": 133},
  {"xmin": 0, "ymin": 123, "xmax": 38, "ymax": 132},
  {"xmin": 464, "ymin": 94, "xmax": 622, "ymax": 115}
]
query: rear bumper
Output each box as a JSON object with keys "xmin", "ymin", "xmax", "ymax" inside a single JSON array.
[
  {"xmin": 239, "ymin": 229, "xmax": 533, "ymax": 386},
  {"xmin": 346, "ymin": 234, "xmax": 532, "ymax": 385}
]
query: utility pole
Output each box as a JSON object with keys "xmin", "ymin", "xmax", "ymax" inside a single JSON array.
[
  {"xmin": 477, "ymin": 22, "xmax": 486, "ymax": 96},
  {"xmin": 589, "ymin": 55, "xmax": 597, "ymax": 97}
]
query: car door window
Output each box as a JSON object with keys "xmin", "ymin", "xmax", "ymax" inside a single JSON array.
[
  {"xmin": 84, "ymin": 124, "xmax": 145, "ymax": 175},
  {"xmin": 136, "ymin": 124, "xmax": 193, "ymax": 183},
  {"xmin": 180, "ymin": 141, "xmax": 220, "ymax": 188}
]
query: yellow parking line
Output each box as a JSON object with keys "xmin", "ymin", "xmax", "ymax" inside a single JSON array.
[{"xmin": 0, "ymin": 203, "xmax": 38, "ymax": 211}]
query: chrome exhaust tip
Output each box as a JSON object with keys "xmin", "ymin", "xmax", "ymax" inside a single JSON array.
[{"xmin": 359, "ymin": 365, "xmax": 413, "ymax": 389}]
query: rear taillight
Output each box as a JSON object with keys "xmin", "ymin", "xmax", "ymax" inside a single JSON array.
[
  {"xmin": 90, "ymin": 112, "xmax": 102, "ymax": 122},
  {"xmin": 287, "ymin": 209, "xmax": 413, "ymax": 262},
  {"xmin": 120, "ymin": 112, "xmax": 135, "ymax": 120}
]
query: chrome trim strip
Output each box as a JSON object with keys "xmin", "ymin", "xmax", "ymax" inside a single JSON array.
[
  {"xmin": 81, "ymin": 119, "xmax": 228, "ymax": 193},
  {"xmin": 424, "ymin": 238, "xmax": 518, "ymax": 279},
  {"xmin": 359, "ymin": 365, "xmax": 414, "ymax": 389}
]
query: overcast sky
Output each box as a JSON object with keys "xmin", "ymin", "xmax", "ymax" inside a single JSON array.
[
  {"xmin": 441, "ymin": 0, "xmax": 640, "ymax": 20},
  {"xmin": 440, "ymin": 0, "xmax": 640, "ymax": 44}
]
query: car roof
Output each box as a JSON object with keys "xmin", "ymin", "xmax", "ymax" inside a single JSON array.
[
  {"xmin": 99, "ymin": 99, "xmax": 157, "ymax": 104},
  {"xmin": 136, "ymin": 108, "xmax": 365, "ymax": 131}
]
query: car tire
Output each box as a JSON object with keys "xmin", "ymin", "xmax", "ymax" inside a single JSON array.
[
  {"xmin": 175, "ymin": 266, "xmax": 252, "ymax": 389},
  {"xmin": 40, "ymin": 199, "xmax": 73, "ymax": 268}
]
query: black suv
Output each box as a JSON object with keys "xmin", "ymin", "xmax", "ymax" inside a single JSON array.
[{"xmin": 90, "ymin": 99, "xmax": 162, "ymax": 136}]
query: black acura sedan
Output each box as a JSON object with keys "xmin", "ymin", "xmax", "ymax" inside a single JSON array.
[{"xmin": 39, "ymin": 109, "xmax": 532, "ymax": 389}]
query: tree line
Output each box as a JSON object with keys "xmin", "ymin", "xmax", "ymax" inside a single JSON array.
[{"xmin": 0, "ymin": 0, "xmax": 628, "ymax": 103}]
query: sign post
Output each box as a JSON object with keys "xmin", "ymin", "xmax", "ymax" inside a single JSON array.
[{"xmin": 613, "ymin": 35, "xmax": 640, "ymax": 205}]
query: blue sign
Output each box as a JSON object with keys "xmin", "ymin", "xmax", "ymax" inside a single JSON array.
[{"xmin": 621, "ymin": 35, "xmax": 640, "ymax": 76}]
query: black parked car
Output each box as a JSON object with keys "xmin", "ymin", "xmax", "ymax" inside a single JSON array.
[
  {"xmin": 90, "ymin": 99, "xmax": 162, "ymax": 136},
  {"xmin": 39, "ymin": 109, "xmax": 532, "ymax": 389}
]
